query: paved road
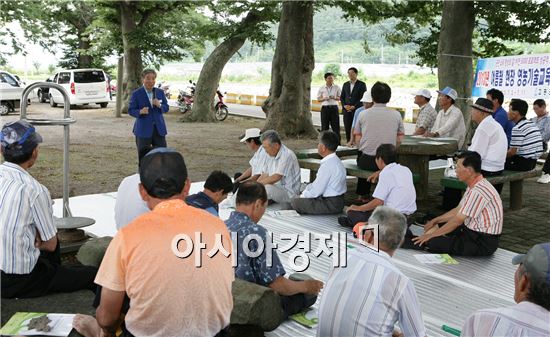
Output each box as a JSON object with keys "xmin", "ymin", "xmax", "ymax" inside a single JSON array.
[{"xmin": 225, "ymin": 103, "xmax": 417, "ymax": 134}]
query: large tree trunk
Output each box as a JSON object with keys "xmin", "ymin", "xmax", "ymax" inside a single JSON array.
[
  {"xmin": 120, "ymin": 1, "xmax": 143, "ymax": 114},
  {"xmin": 262, "ymin": 1, "xmax": 316, "ymax": 137},
  {"xmin": 185, "ymin": 35, "xmax": 247, "ymax": 122},
  {"xmin": 437, "ymin": 1, "xmax": 475, "ymax": 148},
  {"xmin": 77, "ymin": 33, "xmax": 92, "ymax": 68}
]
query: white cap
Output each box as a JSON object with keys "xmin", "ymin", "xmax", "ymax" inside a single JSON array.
[
  {"xmin": 240, "ymin": 128, "xmax": 261, "ymax": 142},
  {"xmin": 360, "ymin": 91, "xmax": 372, "ymax": 103},
  {"xmin": 412, "ymin": 89, "xmax": 432, "ymax": 99}
]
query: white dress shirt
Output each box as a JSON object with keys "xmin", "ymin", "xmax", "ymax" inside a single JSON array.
[
  {"xmin": 469, "ymin": 116, "xmax": 507, "ymax": 172},
  {"xmin": 114, "ymin": 173, "xmax": 150, "ymax": 230},
  {"xmin": 301, "ymin": 153, "xmax": 346, "ymax": 198},
  {"xmin": 262, "ymin": 144, "xmax": 301, "ymax": 197},
  {"xmin": 0, "ymin": 162, "xmax": 57, "ymax": 274},
  {"xmin": 372, "ymin": 163, "xmax": 417, "ymax": 215},
  {"xmin": 432, "ymin": 104, "xmax": 466, "ymax": 147},
  {"xmin": 462, "ymin": 301, "xmax": 550, "ymax": 337},
  {"xmin": 317, "ymin": 85, "xmax": 342, "ymax": 106},
  {"xmin": 317, "ymin": 246, "xmax": 426, "ymax": 337}
]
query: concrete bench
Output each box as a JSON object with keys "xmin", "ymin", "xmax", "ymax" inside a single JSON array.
[
  {"xmin": 298, "ymin": 158, "xmax": 419, "ymax": 184},
  {"xmin": 440, "ymin": 169, "xmax": 541, "ymax": 210}
]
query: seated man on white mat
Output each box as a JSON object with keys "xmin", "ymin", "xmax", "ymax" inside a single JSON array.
[
  {"xmin": 291, "ymin": 130, "xmax": 346, "ymax": 214},
  {"xmin": 257, "ymin": 130, "xmax": 301, "ymax": 204}
]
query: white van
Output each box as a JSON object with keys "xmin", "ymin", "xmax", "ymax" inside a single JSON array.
[
  {"xmin": 0, "ymin": 70, "xmax": 26, "ymax": 115},
  {"xmin": 49, "ymin": 69, "xmax": 110, "ymax": 108}
]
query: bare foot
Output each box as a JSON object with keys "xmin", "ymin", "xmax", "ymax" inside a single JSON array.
[{"xmin": 73, "ymin": 314, "xmax": 100, "ymax": 337}]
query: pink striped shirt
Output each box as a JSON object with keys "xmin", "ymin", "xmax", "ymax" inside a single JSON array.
[{"xmin": 459, "ymin": 178, "xmax": 503, "ymax": 235}]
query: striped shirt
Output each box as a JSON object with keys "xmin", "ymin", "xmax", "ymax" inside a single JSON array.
[
  {"xmin": 0, "ymin": 162, "xmax": 57, "ymax": 274},
  {"xmin": 459, "ymin": 178, "xmax": 503, "ymax": 235},
  {"xmin": 250, "ymin": 146, "xmax": 269, "ymax": 176},
  {"xmin": 317, "ymin": 246, "xmax": 426, "ymax": 337},
  {"xmin": 461, "ymin": 301, "xmax": 550, "ymax": 337},
  {"xmin": 510, "ymin": 119, "xmax": 544, "ymax": 159},
  {"xmin": 262, "ymin": 144, "xmax": 301, "ymax": 197},
  {"xmin": 415, "ymin": 103, "xmax": 437, "ymax": 132}
]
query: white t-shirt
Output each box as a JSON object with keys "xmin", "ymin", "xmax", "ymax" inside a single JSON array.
[
  {"xmin": 372, "ymin": 163, "xmax": 417, "ymax": 215},
  {"xmin": 469, "ymin": 116, "xmax": 507, "ymax": 172},
  {"xmin": 114, "ymin": 173, "xmax": 150, "ymax": 230}
]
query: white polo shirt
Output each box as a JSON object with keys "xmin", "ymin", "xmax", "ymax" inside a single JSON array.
[
  {"xmin": 301, "ymin": 153, "xmax": 346, "ymax": 198},
  {"xmin": 372, "ymin": 163, "xmax": 417, "ymax": 215},
  {"xmin": 114, "ymin": 173, "xmax": 150, "ymax": 230},
  {"xmin": 263, "ymin": 144, "xmax": 301, "ymax": 197},
  {"xmin": 469, "ymin": 116, "xmax": 508, "ymax": 172}
]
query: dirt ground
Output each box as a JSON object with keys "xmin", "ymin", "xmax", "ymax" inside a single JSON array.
[{"xmin": 0, "ymin": 101, "xmax": 316, "ymax": 199}]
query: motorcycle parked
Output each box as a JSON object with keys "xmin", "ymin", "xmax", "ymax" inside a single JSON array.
[
  {"xmin": 177, "ymin": 80, "xmax": 195, "ymax": 114},
  {"xmin": 214, "ymin": 89, "xmax": 229, "ymax": 121},
  {"xmin": 157, "ymin": 81, "xmax": 171, "ymax": 99}
]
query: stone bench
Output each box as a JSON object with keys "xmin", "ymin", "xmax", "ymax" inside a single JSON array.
[
  {"xmin": 298, "ymin": 158, "xmax": 419, "ymax": 183},
  {"xmin": 440, "ymin": 169, "xmax": 541, "ymax": 210}
]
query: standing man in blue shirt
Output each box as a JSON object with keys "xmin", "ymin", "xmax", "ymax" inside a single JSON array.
[
  {"xmin": 487, "ymin": 88, "xmax": 514, "ymax": 144},
  {"xmin": 129, "ymin": 69, "xmax": 169, "ymax": 162}
]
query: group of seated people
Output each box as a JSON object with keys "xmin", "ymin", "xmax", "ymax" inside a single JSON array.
[{"xmin": 1, "ymin": 82, "xmax": 549, "ymax": 336}]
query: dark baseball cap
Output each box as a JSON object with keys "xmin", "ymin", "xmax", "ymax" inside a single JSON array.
[
  {"xmin": 512, "ymin": 243, "xmax": 550, "ymax": 285},
  {"xmin": 471, "ymin": 97, "xmax": 494, "ymax": 114},
  {"xmin": 139, "ymin": 147, "xmax": 188, "ymax": 199},
  {"xmin": 0, "ymin": 120, "xmax": 43, "ymax": 156}
]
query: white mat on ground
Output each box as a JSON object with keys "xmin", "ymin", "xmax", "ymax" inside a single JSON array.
[{"xmin": 53, "ymin": 182, "xmax": 516, "ymax": 337}]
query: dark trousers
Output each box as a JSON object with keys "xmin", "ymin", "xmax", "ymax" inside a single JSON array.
[
  {"xmin": 280, "ymin": 293, "xmax": 317, "ymax": 319},
  {"xmin": 543, "ymin": 156, "xmax": 550, "ymax": 174},
  {"xmin": 321, "ymin": 106, "xmax": 341, "ymax": 143},
  {"xmin": 505, "ymin": 155, "xmax": 537, "ymax": 171},
  {"xmin": 136, "ymin": 127, "xmax": 167, "ymax": 162},
  {"xmin": 290, "ymin": 195, "xmax": 344, "ymax": 215},
  {"xmin": 346, "ymin": 209, "xmax": 373, "ymax": 227},
  {"xmin": 406, "ymin": 225, "xmax": 500, "ymax": 256},
  {"xmin": 342, "ymin": 109, "xmax": 355, "ymax": 143},
  {"xmin": 1, "ymin": 241, "xmax": 98, "ymax": 299},
  {"xmin": 483, "ymin": 169, "xmax": 504, "ymax": 194},
  {"xmin": 356, "ymin": 152, "xmax": 378, "ymax": 196}
]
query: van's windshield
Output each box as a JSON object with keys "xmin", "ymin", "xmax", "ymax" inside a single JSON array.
[{"xmin": 74, "ymin": 71, "xmax": 105, "ymax": 83}]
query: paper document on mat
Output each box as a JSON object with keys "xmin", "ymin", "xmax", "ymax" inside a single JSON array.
[
  {"xmin": 414, "ymin": 254, "xmax": 458, "ymax": 265},
  {"xmin": 0, "ymin": 312, "xmax": 75, "ymax": 336},
  {"xmin": 290, "ymin": 308, "xmax": 318, "ymax": 328},
  {"xmin": 266, "ymin": 210, "xmax": 301, "ymax": 217}
]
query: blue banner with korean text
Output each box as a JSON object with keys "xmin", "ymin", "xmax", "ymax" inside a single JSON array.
[{"xmin": 472, "ymin": 54, "xmax": 550, "ymax": 99}]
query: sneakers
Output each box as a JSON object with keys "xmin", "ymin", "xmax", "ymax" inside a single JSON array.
[{"xmin": 537, "ymin": 173, "xmax": 550, "ymax": 184}]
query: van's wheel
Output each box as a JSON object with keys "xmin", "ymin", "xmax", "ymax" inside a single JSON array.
[
  {"xmin": 0, "ymin": 102, "xmax": 10, "ymax": 115},
  {"xmin": 99, "ymin": 102, "xmax": 108, "ymax": 108},
  {"xmin": 49, "ymin": 95, "xmax": 57, "ymax": 107}
]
